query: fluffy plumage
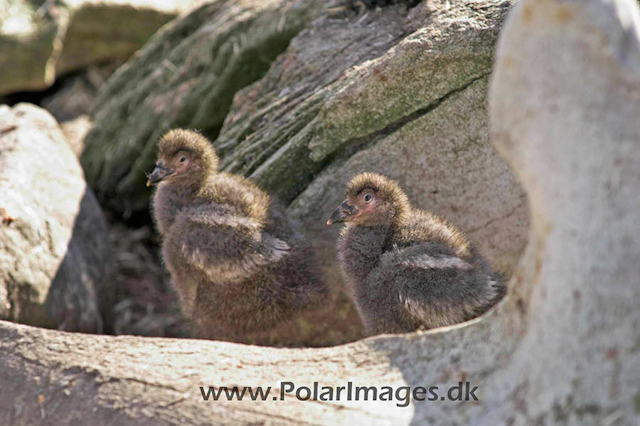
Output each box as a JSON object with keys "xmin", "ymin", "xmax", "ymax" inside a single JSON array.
[
  {"xmin": 149, "ymin": 129, "xmax": 326, "ymax": 343},
  {"xmin": 328, "ymin": 172, "xmax": 505, "ymax": 335}
]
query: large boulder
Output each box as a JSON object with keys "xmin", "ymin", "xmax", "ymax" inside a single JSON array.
[
  {"xmin": 0, "ymin": 0, "xmax": 204, "ymax": 96},
  {"xmin": 0, "ymin": 0, "xmax": 61, "ymax": 95},
  {"xmin": 81, "ymin": 0, "xmax": 324, "ymax": 216},
  {"xmin": 0, "ymin": 103, "xmax": 114, "ymax": 333}
]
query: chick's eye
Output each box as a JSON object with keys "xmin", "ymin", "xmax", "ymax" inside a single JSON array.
[
  {"xmin": 363, "ymin": 194, "xmax": 372, "ymax": 202},
  {"xmin": 179, "ymin": 156, "xmax": 187, "ymax": 163}
]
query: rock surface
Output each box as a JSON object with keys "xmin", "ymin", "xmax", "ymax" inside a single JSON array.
[
  {"xmin": 0, "ymin": 0, "xmax": 205, "ymax": 96},
  {"xmin": 489, "ymin": 0, "xmax": 640, "ymax": 420},
  {"xmin": 0, "ymin": 103, "xmax": 114, "ymax": 333},
  {"xmin": 1, "ymin": 0, "xmax": 639, "ymax": 424},
  {"xmin": 0, "ymin": 0, "xmax": 61, "ymax": 95},
  {"xmin": 59, "ymin": 114, "xmax": 93, "ymax": 157}
]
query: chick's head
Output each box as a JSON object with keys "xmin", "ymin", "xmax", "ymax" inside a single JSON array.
[
  {"xmin": 147, "ymin": 129, "xmax": 219, "ymax": 187},
  {"xmin": 327, "ymin": 172, "xmax": 410, "ymax": 227}
]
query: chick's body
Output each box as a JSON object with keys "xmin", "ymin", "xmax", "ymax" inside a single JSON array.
[
  {"xmin": 150, "ymin": 130, "xmax": 325, "ymax": 343},
  {"xmin": 329, "ymin": 173, "xmax": 505, "ymax": 335}
]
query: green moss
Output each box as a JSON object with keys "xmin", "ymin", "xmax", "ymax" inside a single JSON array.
[{"xmin": 308, "ymin": 55, "xmax": 494, "ymax": 163}]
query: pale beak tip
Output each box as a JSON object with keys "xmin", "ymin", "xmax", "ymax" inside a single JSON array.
[
  {"xmin": 326, "ymin": 219, "xmax": 333, "ymax": 226},
  {"xmin": 146, "ymin": 180, "xmax": 152, "ymax": 187}
]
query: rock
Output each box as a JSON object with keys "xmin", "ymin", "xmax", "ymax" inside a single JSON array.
[
  {"xmin": 0, "ymin": 103, "xmax": 114, "ymax": 333},
  {"xmin": 40, "ymin": 62, "xmax": 117, "ymax": 157},
  {"xmin": 80, "ymin": 0, "xmax": 527, "ymax": 347},
  {"xmin": 0, "ymin": 0, "xmax": 204, "ymax": 96},
  {"xmin": 290, "ymin": 77, "xmax": 527, "ymax": 281},
  {"xmin": 487, "ymin": 0, "xmax": 640, "ymax": 422},
  {"xmin": 42, "ymin": 77, "xmax": 96, "ymax": 122},
  {"xmin": 81, "ymin": 0, "xmax": 325, "ymax": 216},
  {"xmin": 60, "ymin": 114, "xmax": 93, "ymax": 157},
  {"xmin": 53, "ymin": 0, "xmax": 207, "ymax": 76},
  {"xmin": 0, "ymin": 0, "xmax": 62, "ymax": 95},
  {"xmin": 108, "ymin": 223, "xmax": 189, "ymax": 338}
]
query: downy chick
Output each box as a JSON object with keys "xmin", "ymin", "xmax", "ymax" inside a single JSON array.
[
  {"xmin": 149, "ymin": 129, "xmax": 326, "ymax": 343},
  {"xmin": 327, "ymin": 173, "xmax": 505, "ymax": 335}
]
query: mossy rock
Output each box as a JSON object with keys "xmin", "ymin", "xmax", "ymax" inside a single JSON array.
[{"xmin": 81, "ymin": 0, "xmax": 324, "ymax": 216}]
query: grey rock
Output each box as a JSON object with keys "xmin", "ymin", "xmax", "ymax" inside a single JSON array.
[
  {"xmin": 224, "ymin": 0, "xmax": 527, "ymax": 285},
  {"xmin": 291, "ymin": 77, "xmax": 527, "ymax": 281},
  {"xmin": 0, "ymin": 0, "xmax": 61, "ymax": 95},
  {"xmin": 60, "ymin": 114, "xmax": 93, "ymax": 158},
  {"xmin": 0, "ymin": 103, "xmax": 114, "ymax": 333},
  {"xmin": 487, "ymin": 0, "xmax": 640, "ymax": 422},
  {"xmin": 54, "ymin": 0, "xmax": 208, "ymax": 77},
  {"xmin": 42, "ymin": 62, "xmax": 121, "ymax": 123}
]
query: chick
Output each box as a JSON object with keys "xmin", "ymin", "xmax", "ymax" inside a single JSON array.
[
  {"xmin": 149, "ymin": 129, "xmax": 326, "ymax": 343},
  {"xmin": 327, "ymin": 173, "xmax": 505, "ymax": 335}
]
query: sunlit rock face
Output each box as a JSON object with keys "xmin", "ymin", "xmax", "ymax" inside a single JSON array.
[
  {"xmin": 0, "ymin": 0, "xmax": 203, "ymax": 96},
  {"xmin": 0, "ymin": 103, "xmax": 114, "ymax": 333}
]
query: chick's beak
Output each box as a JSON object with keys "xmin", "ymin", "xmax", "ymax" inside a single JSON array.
[
  {"xmin": 327, "ymin": 200, "xmax": 358, "ymax": 225},
  {"xmin": 146, "ymin": 163, "xmax": 173, "ymax": 187}
]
